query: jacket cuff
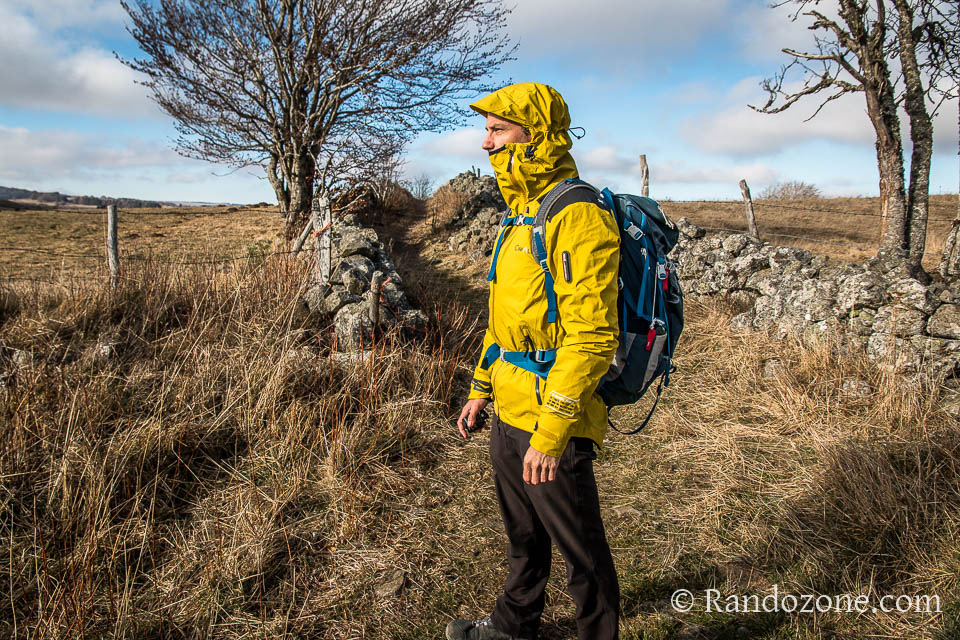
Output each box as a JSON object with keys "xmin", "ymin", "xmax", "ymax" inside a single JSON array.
[
  {"xmin": 468, "ymin": 377, "xmax": 493, "ymax": 400},
  {"xmin": 528, "ymin": 414, "xmax": 570, "ymax": 458}
]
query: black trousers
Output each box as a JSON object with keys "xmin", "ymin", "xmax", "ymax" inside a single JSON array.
[{"xmin": 489, "ymin": 415, "xmax": 620, "ymax": 640}]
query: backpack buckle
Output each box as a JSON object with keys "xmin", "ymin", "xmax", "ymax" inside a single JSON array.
[{"xmin": 531, "ymin": 349, "xmax": 552, "ymax": 363}]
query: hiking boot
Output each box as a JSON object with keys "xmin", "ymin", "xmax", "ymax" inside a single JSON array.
[{"xmin": 445, "ymin": 616, "xmax": 527, "ymax": 640}]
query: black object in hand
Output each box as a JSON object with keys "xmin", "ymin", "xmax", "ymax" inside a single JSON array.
[{"xmin": 461, "ymin": 410, "xmax": 488, "ymax": 433}]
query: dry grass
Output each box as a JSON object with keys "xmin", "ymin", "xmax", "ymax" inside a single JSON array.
[
  {"xmin": 424, "ymin": 185, "xmax": 468, "ymax": 232},
  {"xmin": 1, "ymin": 196, "xmax": 959, "ymax": 638},
  {"xmin": 603, "ymin": 300, "xmax": 959, "ymax": 639},
  {"xmin": 0, "ymin": 204, "xmax": 279, "ymax": 280},
  {"xmin": 0, "ymin": 254, "xmax": 485, "ymax": 638}
]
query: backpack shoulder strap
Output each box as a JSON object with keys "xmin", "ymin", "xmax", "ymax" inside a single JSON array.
[
  {"xmin": 531, "ymin": 179, "xmax": 606, "ymax": 323},
  {"xmin": 535, "ymin": 179, "xmax": 604, "ymax": 227}
]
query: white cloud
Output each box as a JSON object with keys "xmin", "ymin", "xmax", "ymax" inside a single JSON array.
[
  {"xmin": 0, "ymin": 125, "xmax": 185, "ymax": 183},
  {"xmin": 932, "ymin": 97, "xmax": 959, "ymax": 156},
  {"xmin": 670, "ymin": 82, "xmax": 718, "ymax": 106},
  {"xmin": 579, "ymin": 147, "xmax": 779, "ymax": 186},
  {"xmin": 0, "ymin": 125, "xmax": 274, "ymax": 201},
  {"xmin": 679, "ymin": 76, "xmax": 876, "ymax": 156},
  {"xmin": 656, "ymin": 159, "xmax": 780, "ymax": 186},
  {"xmin": 506, "ymin": 0, "xmax": 734, "ymax": 68},
  {"xmin": 573, "ymin": 141, "xmax": 779, "ymax": 198},
  {"xmin": 681, "ymin": 75, "xmax": 960, "ymax": 160},
  {"xmin": 579, "ymin": 146, "xmax": 637, "ymax": 173},
  {"xmin": 5, "ymin": 0, "xmax": 126, "ymax": 30},
  {"xmin": 418, "ymin": 128, "xmax": 489, "ymax": 161},
  {"xmin": 166, "ymin": 171, "xmax": 219, "ymax": 185},
  {"xmin": 0, "ymin": 2, "xmax": 155, "ymax": 117},
  {"xmin": 733, "ymin": 0, "xmax": 831, "ymax": 62}
]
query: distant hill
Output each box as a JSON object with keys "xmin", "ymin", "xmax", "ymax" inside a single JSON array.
[{"xmin": 0, "ymin": 185, "xmax": 167, "ymax": 209}]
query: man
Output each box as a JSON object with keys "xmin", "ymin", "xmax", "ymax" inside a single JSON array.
[{"xmin": 448, "ymin": 83, "xmax": 621, "ymax": 640}]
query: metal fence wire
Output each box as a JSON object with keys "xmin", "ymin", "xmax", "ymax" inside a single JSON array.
[{"xmin": 1, "ymin": 195, "xmax": 957, "ymax": 281}]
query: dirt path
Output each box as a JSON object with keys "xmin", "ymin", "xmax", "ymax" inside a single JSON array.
[{"xmin": 368, "ymin": 204, "xmax": 490, "ymax": 319}]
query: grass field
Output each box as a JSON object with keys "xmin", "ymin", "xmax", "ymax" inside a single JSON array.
[
  {"xmin": 0, "ymin": 204, "xmax": 278, "ymax": 280},
  {"xmin": 662, "ymin": 194, "xmax": 958, "ymax": 272},
  {"xmin": 2, "ymin": 194, "xmax": 956, "ymax": 281},
  {"xmin": 1, "ymin": 194, "xmax": 958, "ymax": 638}
]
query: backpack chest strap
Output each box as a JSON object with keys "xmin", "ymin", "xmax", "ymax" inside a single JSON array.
[{"xmin": 486, "ymin": 213, "xmax": 536, "ymax": 282}]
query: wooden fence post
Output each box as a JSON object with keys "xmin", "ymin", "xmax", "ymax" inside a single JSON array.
[
  {"xmin": 292, "ymin": 218, "xmax": 314, "ymax": 254},
  {"xmin": 106, "ymin": 204, "xmax": 119, "ymax": 287},
  {"xmin": 369, "ymin": 271, "xmax": 384, "ymax": 328},
  {"xmin": 312, "ymin": 195, "xmax": 332, "ymax": 283},
  {"xmin": 739, "ymin": 179, "xmax": 760, "ymax": 240},
  {"xmin": 941, "ymin": 219, "xmax": 960, "ymax": 277},
  {"xmin": 639, "ymin": 154, "xmax": 649, "ymax": 198}
]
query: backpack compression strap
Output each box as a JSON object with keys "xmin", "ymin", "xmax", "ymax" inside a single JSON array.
[
  {"xmin": 532, "ymin": 179, "xmax": 609, "ymax": 323},
  {"xmin": 608, "ymin": 364, "xmax": 676, "ymax": 435}
]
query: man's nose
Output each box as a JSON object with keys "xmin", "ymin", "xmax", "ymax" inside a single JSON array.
[{"xmin": 481, "ymin": 133, "xmax": 494, "ymax": 151}]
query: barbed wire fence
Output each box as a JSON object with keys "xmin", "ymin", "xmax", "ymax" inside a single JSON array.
[
  {"xmin": 1, "ymin": 178, "xmax": 959, "ymax": 287},
  {"xmin": 660, "ymin": 179, "xmax": 959, "ymax": 266},
  {"xmin": 0, "ymin": 198, "xmax": 336, "ymax": 289}
]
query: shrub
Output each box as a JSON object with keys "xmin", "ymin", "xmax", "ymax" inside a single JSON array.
[
  {"xmin": 759, "ymin": 180, "xmax": 822, "ymax": 200},
  {"xmin": 405, "ymin": 173, "xmax": 434, "ymax": 200},
  {"xmin": 426, "ymin": 185, "xmax": 468, "ymax": 230}
]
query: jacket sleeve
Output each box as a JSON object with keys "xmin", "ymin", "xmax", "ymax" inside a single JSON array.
[
  {"xmin": 528, "ymin": 201, "xmax": 620, "ymax": 456},
  {"xmin": 468, "ymin": 326, "xmax": 497, "ymax": 400}
]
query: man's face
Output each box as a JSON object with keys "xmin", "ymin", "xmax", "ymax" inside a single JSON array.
[{"xmin": 481, "ymin": 113, "xmax": 531, "ymax": 151}]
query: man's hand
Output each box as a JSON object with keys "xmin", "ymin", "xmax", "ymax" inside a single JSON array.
[
  {"xmin": 523, "ymin": 446, "xmax": 559, "ymax": 485},
  {"xmin": 457, "ymin": 398, "xmax": 490, "ymax": 438}
]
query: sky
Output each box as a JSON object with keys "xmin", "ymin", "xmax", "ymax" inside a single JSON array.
[{"xmin": 1, "ymin": 0, "xmax": 958, "ymax": 204}]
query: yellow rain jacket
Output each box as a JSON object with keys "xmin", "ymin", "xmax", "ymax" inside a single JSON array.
[{"xmin": 467, "ymin": 83, "xmax": 621, "ymax": 457}]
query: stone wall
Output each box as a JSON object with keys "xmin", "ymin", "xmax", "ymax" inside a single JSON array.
[
  {"xmin": 302, "ymin": 213, "xmax": 426, "ymax": 351},
  {"xmin": 444, "ymin": 172, "xmax": 504, "ymax": 255},
  {"xmin": 674, "ymin": 219, "xmax": 960, "ymax": 380},
  {"xmin": 436, "ymin": 172, "xmax": 960, "ymax": 381}
]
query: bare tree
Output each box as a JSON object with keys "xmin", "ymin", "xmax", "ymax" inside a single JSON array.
[
  {"xmin": 120, "ymin": 0, "xmax": 514, "ymax": 238},
  {"xmin": 406, "ymin": 173, "xmax": 434, "ymax": 200},
  {"xmin": 755, "ymin": 0, "xmax": 957, "ymax": 272}
]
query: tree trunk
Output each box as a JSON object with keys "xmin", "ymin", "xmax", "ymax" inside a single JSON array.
[
  {"xmin": 863, "ymin": 80, "xmax": 909, "ymax": 255},
  {"xmin": 940, "ymin": 95, "xmax": 960, "ymax": 278},
  {"xmin": 286, "ymin": 174, "xmax": 314, "ymax": 240},
  {"xmin": 943, "ymin": 219, "xmax": 960, "ymax": 277},
  {"xmin": 267, "ymin": 146, "xmax": 317, "ymax": 240},
  {"xmin": 894, "ymin": 0, "xmax": 933, "ymax": 273},
  {"xmin": 837, "ymin": 0, "xmax": 908, "ymax": 256},
  {"xmin": 266, "ymin": 154, "xmax": 290, "ymax": 217}
]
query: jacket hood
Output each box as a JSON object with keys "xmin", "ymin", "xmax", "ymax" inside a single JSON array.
[{"xmin": 471, "ymin": 83, "xmax": 578, "ymax": 212}]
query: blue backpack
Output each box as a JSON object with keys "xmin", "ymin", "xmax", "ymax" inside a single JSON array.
[{"xmin": 481, "ymin": 178, "xmax": 684, "ymax": 434}]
